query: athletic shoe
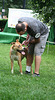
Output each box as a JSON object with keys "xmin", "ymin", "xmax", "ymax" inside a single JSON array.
[
  {"xmin": 25, "ymin": 71, "xmax": 31, "ymax": 74},
  {"xmin": 33, "ymin": 73, "xmax": 40, "ymax": 77}
]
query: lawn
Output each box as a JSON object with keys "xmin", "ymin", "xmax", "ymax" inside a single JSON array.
[{"xmin": 0, "ymin": 43, "xmax": 55, "ymax": 100}]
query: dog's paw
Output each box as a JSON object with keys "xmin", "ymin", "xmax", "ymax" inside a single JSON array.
[
  {"xmin": 21, "ymin": 72, "xmax": 23, "ymax": 75},
  {"xmin": 11, "ymin": 70, "xmax": 13, "ymax": 74}
]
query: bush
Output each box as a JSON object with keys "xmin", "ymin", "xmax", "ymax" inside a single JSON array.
[{"xmin": 0, "ymin": 19, "xmax": 7, "ymax": 31}]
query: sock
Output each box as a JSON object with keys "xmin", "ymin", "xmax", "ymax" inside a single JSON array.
[{"xmin": 26, "ymin": 66, "xmax": 31, "ymax": 72}]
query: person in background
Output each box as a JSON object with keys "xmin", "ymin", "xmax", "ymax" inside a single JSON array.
[
  {"xmin": 15, "ymin": 17, "xmax": 49, "ymax": 77},
  {"xmin": 0, "ymin": 12, "xmax": 2, "ymax": 19}
]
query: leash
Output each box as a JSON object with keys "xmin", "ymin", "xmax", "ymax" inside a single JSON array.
[{"xmin": 19, "ymin": 35, "xmax": 21, "ymax": 41}]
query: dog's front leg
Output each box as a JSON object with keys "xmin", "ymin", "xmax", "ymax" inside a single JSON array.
[
  {"xmin": 11, "ymin": 60, "xmax": 14, "ymax": 74},
  {"xmin": 18, "ymin": 61, "xmax": 23, "ymax": 75}
]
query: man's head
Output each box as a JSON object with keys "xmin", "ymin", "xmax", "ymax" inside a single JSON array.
[{"xmin": 16, "ymin": 23, "xmax": 26, "ymax": 35}]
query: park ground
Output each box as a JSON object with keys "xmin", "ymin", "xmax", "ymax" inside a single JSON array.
[{"xmin": 0, "ymin": 44, "xmax": 55, "ymax": 100}]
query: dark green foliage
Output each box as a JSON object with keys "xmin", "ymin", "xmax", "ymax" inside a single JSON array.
[
  {"xmin": 32, "ymin": 0, "xmax": 55, "ymax": 24},
  {"xmin": 0, "ymin": 19, "xmax": 7, "ymax": 28},
  {"xmin": 0, "ymin": 0, "xmax": 55, "ymax": 24}
]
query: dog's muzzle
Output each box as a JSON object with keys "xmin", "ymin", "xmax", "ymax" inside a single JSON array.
[{"xmin": 17, "ymin": 47, "xmax": 25, "ymax": 53}]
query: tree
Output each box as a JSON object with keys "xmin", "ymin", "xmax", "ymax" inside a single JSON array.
[
  {"xmin": 0, "ymin": 0, "xmax": 33, "ymax": 17},
  {"xmin": 32, "ymin": 0, "xmax": 55, "ymax": 24},
  {"xmin": 25, "ymin": 0, "xmax": 32, "ymax": 9},
  {"xmin": 0, "ymin": 0, "xmax": 24, "ymax": 16}
]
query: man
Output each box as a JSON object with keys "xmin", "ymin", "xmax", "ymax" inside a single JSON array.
[{"xmin": 16, "ymin": 17, "xmax": 49, "ymax": 77}]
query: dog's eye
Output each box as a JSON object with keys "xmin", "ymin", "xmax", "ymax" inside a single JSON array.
[{"xmin": 18, "ymin": 45, "xmax": 20, "ymax": 47}]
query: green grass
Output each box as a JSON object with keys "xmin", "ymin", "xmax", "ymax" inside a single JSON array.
[{"xmin": 0, "ymin": 43, "xmax": 55, "ymax": 100}]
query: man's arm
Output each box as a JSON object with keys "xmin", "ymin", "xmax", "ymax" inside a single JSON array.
[{"xmin": 29, "ymin": 38, "xmax": 40, "ymax": 44}]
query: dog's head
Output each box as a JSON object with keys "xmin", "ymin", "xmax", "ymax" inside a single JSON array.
[{"xmin": 11, "ymin": 39, "xmax": 25, "ymax": 55}]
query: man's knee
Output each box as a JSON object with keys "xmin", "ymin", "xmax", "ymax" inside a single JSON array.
[{"xmin": 27, "ymin": 54, "xmax": 33, "ymax": 65}]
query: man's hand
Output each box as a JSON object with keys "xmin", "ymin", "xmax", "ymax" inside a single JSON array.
[
  {"xmin": 22, "ymin": 34, "xmax": 31, "ymax": 46},
  {"xmin": 22, "ymin": 40, "xmax": 26, "ymax": 45},
  {"xmin": 22, "ymin": 40, "xmax": 30, "ymax": 46},
  {"xmin": 29, "ymin": 38, "xmax": 40, "ymax": 44}
]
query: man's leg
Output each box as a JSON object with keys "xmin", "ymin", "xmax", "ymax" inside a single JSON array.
[
  {"xmin": 25, "ymin": 42, "xmax": 34, "ymax": 73},
  {"xmin": 34, "ymin": 33, "xmax": 49, "ymax": 76},
  {"xmin": 26, "ymin": 54, "xmax": 33, "ymax": 66},
  {"xmin": 35, "ymin": 56, "xmax": 41, "ymax": 74},
  {"xmin": 26, "ymin": 54, "xmax": 33, "ymax": 73}
]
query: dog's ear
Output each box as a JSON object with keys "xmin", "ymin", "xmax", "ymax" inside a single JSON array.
[
  {"xmin": 16, "ymin": 39, "xmax": 19, "ymax": 42},
  {"xmin": 11, "ymin": 42, "xmax": 15, "ymax": 45}
]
